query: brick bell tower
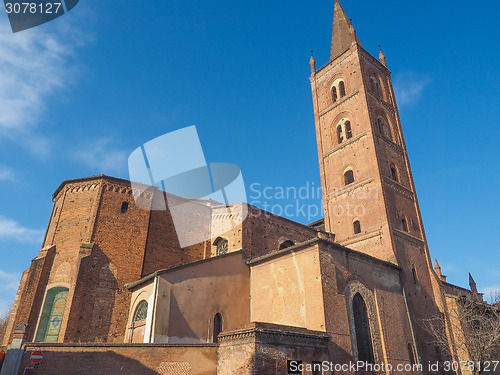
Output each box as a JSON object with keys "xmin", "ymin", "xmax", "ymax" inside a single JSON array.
[{"xmin": 310, "ymin": 0, "xmax": 449, "ymax": 365}]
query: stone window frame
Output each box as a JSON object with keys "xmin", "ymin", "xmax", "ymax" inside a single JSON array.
[
  {"xmin": 127, "ymin": 291, "xmax": 152, "ymax": 343},
  {"xmin": 344, "ymin": 280, "xmax": 382, "ymax": 363}
]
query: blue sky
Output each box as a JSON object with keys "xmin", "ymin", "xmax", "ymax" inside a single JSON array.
[{"xmin": 0, "ymin": 0, "xmax": 499, "ymax": 314}]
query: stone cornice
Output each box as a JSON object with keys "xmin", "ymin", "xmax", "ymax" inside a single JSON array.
[
  {"xmin": 218, "ymin": 324, "xmax": 330, "ymax": 348},
  {"xmin": 318, "ymin": 89, "xmax": 360, "ymax": 118},
  {"xmin": 340, "ymin": 228, "xmax": 382, "ymax": 247},
  {"xmin": 323, "ymin": 131, "xmax": 368, "ymax": 158},
  {"xmin": 366, "ymin": 91, "xmax": 395, "ymax": 113},
  {"xmin": 312, "ymin": 50, "xmax": 357, "ymax": 82},
  {"xmin": 378, "ymin": 135, "xmax": 405, "ymax": 156},
  {"xmin": 382, "ymin": 176, "xmax": 415, "ymax": 201},
  {"xmin": 393, "ymin": 229, "xmax": 424, "ymax": 246},
  {"xmin": 327, "ymin": 177, "xmax": 374, "ymax": 200}
]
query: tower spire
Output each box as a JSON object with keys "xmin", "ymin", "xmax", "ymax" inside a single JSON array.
[
  {"xmin": 469, "ymin": 273, "xmax": 478, "ymax": 293},
  {"xmin": 330, "ymin": 0, "xmax": 361, "ymax": 60}
]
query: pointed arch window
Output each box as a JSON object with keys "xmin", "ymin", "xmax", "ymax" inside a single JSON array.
[
  {"xmin": 332, "ymin": 86, "xmax": 338, "ymax": 102},
  {"xmin": 352, "ymin": 293, "xmax": 375, "ymax": 363},
  {"xmin": 344, "ymin": 170, "xmax": 354, "ymax": 186},
  {"xmin": 337, "ymin": 125, "xmax": 343, "ymax": 144},
  {"xmin": 378, "ymin": 118, "xmax": 392, "ymax": 140},
  {"xmin": 35, "ymin": 286, "xmax": 69, "ymax": 342},
  {"xmin": 353, "ymin": 220, "xmax": 361, "ymax": 234},
  {"xmin": 339, "ymin": 81, "xmax": 346, "ymax": 97},
  {"xmin": 345, "ymin": 121, "xmax": 352, "ymax": 139},
  {"xmin": 213, "ymin": 313, "xmax": 223, "ymax": 343}
]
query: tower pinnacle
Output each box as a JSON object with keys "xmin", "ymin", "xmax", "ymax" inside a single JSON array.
[
  {"xmin": 330, "ymin": 0, "xmax": 361, "ymax": 60},
  {"xmin": 469, "ymin": 273, "xmax": 478, "ymax": 293},
  {"xmin": 379, "ymin": 45, "xmax": 387, "ymax": 67},
  {"xmin": 310, "ymin": 50, "xmax": 316, "ymax": 75}
]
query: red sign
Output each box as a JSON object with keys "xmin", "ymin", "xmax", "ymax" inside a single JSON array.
[{"xmin": 30, "ymin": 351, "xmax": 43, "ymax": 364}]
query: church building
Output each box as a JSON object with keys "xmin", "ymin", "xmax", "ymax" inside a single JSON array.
[{"xmin": 1, "ymin": 1, "xmax": 487, "ymax": 374}]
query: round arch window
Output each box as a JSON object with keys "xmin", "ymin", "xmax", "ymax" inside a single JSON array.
[{"xmin": 133, "ymin": 300, "xmax": 148, "ymax": 322}]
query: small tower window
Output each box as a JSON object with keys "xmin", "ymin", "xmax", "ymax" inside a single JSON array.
[
  {"xmin": 213, "ymin": 313, "xmax": 223, "ymax": 343},
  {"xmin": 121, "ymin": 202, "xmax": 129, "ymax": 213},
  {"xmin": 353, "ymin": 220, "xmax": 361, "ymax": 234},
  {"xmin": 337, "ymin": 125, "xmax": 343, "ymax": 144},
  {"xmin": 402, "ymin": 216, "xmax": 408, "ymax": 232},
  {"xmin": 345, "ymin": 121, "xmax": 352, "ymax": 139},
  {"xmin": 332, "ymin": 86, "xmax": 338, "ymax": 102},
  {"xmin": 339, "ymin": 81, "xmax": 346, "ymax": 97},
  {"xmin": 390, "ymin": 164, "xmax": 399, "ymax": 182},
  {"xmin": 344, "ymin": 170, "xmax": 354, "ymax": 185},
  {"xmin": 279, "ymin": 240, "xmax": 294, "ymax": 250},
  {"xmin": 412, "ymin": 266, "xmax": 418, "ymax": 284}
]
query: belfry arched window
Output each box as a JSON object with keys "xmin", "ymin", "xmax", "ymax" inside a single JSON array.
[
  {"xmin": 35, "ymin": 286, "xmax": 69, "ymax": 342},
  {"xmin": 339, "ymin": 81, "xmax": 346, "ymax": 97},
  {"xmin": 352, "ymin": 293, "xmax": 375, "ymax": 363},
  {"xmin": 378, "ymin": 118, "xmax": 392, "ymax": 140},
  {"xmin": 344, "ymin": 170, "xmax": 354, "ymax": 186},
  {"xmin": 337, "ymin": 125, "xmax": 343, "ymax": 144},
  {"xmin": 371, "ymin": 77, "xmax": 382, "ymax": 99},
  {"xmin": 345, "ymin": 121, "xmax": 352, "ymax": 139},
  {"xmin": 332, "ymin": 86, "xmax": 338, "ymax": 102},
  {"xmin": 336, "ymin": 119, "xmax": 353, "ymax": 145},
  {"xmin": 213, "ymin": 313, "xmax": 223, "ymax": 343}
]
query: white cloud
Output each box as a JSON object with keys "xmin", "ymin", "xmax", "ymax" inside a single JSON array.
[
  {"xmin": 0, "ymin": 215, "xmax": 44, "ymax": 244},
  {"xmin": 72, "ymin": 137, "xmax": 128, "ymax": 174},
  {"xmin": 393, "ymin": 72, "xmax": 430, "ymax": 106},
  {"xmin": 0, "ymin": 12, "xmax": 91, "ymax": 154}
]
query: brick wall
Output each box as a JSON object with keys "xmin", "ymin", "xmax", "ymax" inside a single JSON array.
[{"xmin": 19, "ymin": 343, "xmax": 217, "ymax": 375}]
